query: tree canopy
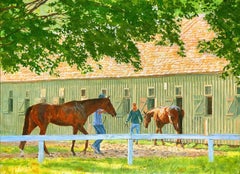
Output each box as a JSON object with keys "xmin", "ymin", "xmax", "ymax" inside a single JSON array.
[{"xmin": 0, "ymin": 0, "xmax": 239, "ymax": 83}]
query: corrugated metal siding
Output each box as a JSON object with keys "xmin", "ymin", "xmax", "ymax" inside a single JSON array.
[{"xmin": 1, "ymin": 74, "xmax": 239, "ymax": 145}]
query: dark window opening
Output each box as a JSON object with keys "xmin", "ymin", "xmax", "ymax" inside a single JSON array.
[
  {"xmin": 8, "ymin": 98, "xmax": 13, "ymax": 112},
  {"xmin": 175, "ymin": 87, "xmax": 182, "ymax": 96},
  {"xmin": 124, "ymin": 88, "xmax": 130, "ymax": 97},
  {"xmin": 148, "ymin": 88, "xmax": 155, "ymax": 97},
  {"xmin": 205, "ymin": 86, "xmax": 212, "ymax": 95},
  {"xmin": 206, "ymin": 96, "xmax": 212, "ymax": 115},
  {"xmin": 147, "ymin": 98, "xmax": 155, "ymax": 110},
  {"xmin": 25, "ymin": 98, "xmax": 30, "ymax": 110},
  {"xmin": 176, "ymin": 97, "xmax": 182, "ymax": 109},
  {"xmin": 8, "ymin": 91, "xmax": 13, "ymax": 112},
  {"xmin": 237, "ymin": 87, "xmax": 240, "ymax": 95},
  {"xmin": 81, "ymin": 89, "xmax": 86, "ymax": 97},
  {"xmin": 59, "ymin": 97, "xmax": 65, "ymax": 104}
]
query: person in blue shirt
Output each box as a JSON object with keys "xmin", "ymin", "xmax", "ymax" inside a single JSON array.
[
  {"xmin": 91, "ymin": 93, "xmax": 106, "ymax": 154},
  {"xmin": 125, "ymin": 103, "xmax": 143, "ymax": 144}
]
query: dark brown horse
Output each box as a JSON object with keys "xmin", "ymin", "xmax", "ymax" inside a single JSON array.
[
  {"xmin": 143, "ymin": 105, "xmax": 184, "ymax": 147},
  {"xmin": 19, "ymin": 97, "xmax": 116, "ymax": 157}
]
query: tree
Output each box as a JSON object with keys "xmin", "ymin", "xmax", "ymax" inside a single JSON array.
[
  {"xmin": 199, "ymin": 0, "xmax": 240, "ymax": 82},
  {"xmin": 0, "ymin": 0, "xmax": 239, "ymax": 83}
]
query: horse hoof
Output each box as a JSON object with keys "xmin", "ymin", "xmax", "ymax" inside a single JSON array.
[
  {"xmin": 20, "ymin": 150, "xmax": 24, "ymax": 157},
  {"xmin": 49, "ymin": 153, "xmax": 54, "ymax": 157}
]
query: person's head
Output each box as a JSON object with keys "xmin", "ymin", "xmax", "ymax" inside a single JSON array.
[
  {"xmin": 98, "ymin": 93, "xmax": 106, "ymax": 98},
  {"xmin": 132, "ymin": 103, "xmax": 137, "ymax": 110}
]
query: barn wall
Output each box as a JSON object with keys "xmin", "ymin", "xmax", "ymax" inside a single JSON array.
[{"xmin": 1, "ymin": 74, "xmax": 239, "ymax": 145}]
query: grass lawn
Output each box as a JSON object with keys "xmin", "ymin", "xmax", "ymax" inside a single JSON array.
[{"xmin": 0, "ymin": 141, "xmax": 239, "ymax": 174}]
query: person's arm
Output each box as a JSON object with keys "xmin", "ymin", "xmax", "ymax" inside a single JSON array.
[
  {"xmin": 125, "ymin": 111, "xmax": 132, "ymax": 123},
  {"xmin": 138, "ymin": 110, "xmax": 143, "ymax": 123},
  {"xmin": 98, "ymin": 109, "xmax": 106, "ymax": 114}
]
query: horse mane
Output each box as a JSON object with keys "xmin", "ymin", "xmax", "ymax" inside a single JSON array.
[
  {"xmin": 146, "ymin": 109, "xmax": 155, "ymax": 117},
  {"xmin": 63, "ymin": 98, "xmax": 105, "ymax": 105}
]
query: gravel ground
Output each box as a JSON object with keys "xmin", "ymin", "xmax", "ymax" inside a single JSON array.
[{"xmin": 0, "ymin": 141, "xmax": 220, "ymax": 159}]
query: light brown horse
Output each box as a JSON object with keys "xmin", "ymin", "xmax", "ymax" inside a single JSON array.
[
  {"xmin": 143, "ymin": 105, "xmax": 184, "ymax": 147},
  {"xmin": 19, "ymin": 97, "xmax": 116, "ymax": 157}
]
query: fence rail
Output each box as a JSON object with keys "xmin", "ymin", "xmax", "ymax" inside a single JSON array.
[{"xmin": 1, "ymin": 134, "xmax": 239, "ymax": 165}]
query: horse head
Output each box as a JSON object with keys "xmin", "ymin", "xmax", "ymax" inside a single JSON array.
[
  {"xmin": 102, "ymin": 97, "xmax": 117, "ymax": 117},
  {"xmin": 143, "ymin": 110, "xmax": 152, "ymax": 128}
]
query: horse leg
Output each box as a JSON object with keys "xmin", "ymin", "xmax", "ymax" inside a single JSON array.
[
  {"xmin": 39, "ymin": 126, "xmax": 51, "ymax": 156},
  {"xmin": 154, "ymin": 128, "xmax": 159, "ymax": 146},
  {"xmin": 19, "ymin": 122, "xmax": 37, "ymax": 157},
  {"xmin": 173, "ymin": 124, "xmax": 184, "ymax": 148},
  {"xmin": 159, "ymin": 128, "xmax": 165, "ymax": 145},
  {"xmin": 71, "ymin": 126, "xmax": 78, "ymax": 156},
  {"xmin": 78, "ymin": 125, "xmax": 89, "ymax": 155}
]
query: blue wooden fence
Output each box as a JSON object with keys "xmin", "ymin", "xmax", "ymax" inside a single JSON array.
[{"xmin": 0, "ymin": 134, "xmax": 239, "ymax": 165}]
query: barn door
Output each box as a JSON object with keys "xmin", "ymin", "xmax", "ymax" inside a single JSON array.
[
  {"xmin": 194, "ymin": 95, "xmax": 205, "ymax": 117},
  {"xmin": 140, "ymin": 98, "xmax": 147, "ymax": 112},
  {"xmin": 2, "ymin": 99, "xmax": 9, "ymax": 113},
  {"xmin": 226, "ymin": 96, "xmax": 240, "ymax": 117},
  {"xmin": 114, "ymin": 98, "xmax": 131, "ymax": 117},
  {"xmin": 18, "ymin": 98, "xmax": 25, "ymax": 115},
  {"xmin": 123, "ymin": 98, "xmax": 130, "ymax": 114}
]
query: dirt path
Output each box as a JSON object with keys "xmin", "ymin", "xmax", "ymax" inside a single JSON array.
[{"xmin": 0, "ymin": 141, "xmax": 219, "ymax": 159}]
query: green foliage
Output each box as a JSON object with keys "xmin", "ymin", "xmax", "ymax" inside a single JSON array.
[
  {"xmin": 0, "ymin": 0, "xmax": 239, "ymax": 83},
  {"xmin": 199, "ymin": 0, "xmax": 240, "ymax": 83}
]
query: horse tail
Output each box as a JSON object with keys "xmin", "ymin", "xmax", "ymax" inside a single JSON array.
[
  {"xmin": 178, "ymin": 109, "xmax": 184, "ymax": 134},
  {"xmin": 21, "ymin": 106, "xmax": 33, "ymax": 135}
]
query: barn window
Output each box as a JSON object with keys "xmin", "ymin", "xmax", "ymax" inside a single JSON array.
[
  {"xmin": 8, "ymin": 90, "xmax": 13, "ymax": 112},
  {"xmin": 59, "ymin": 88, "xmax": 65, "ymax": 104},
  {"xmin": 124, "ymin": 88, "xmax": 130, "ymax": 97},
  {"xmin": 237, "ymin": 87, "xmax": 240, "ymax": 95},
  {"xmin": 25, "ymin": 91, "xmax": 30, "ymax": 110},
  {"xmin": 40, "ymin": 88, "xmax": 46, "ymax": 103},
  {"xmin": 205, "ymin": 85, "xmax": 212, "ymax": 96},
  {"xmin": 147, "ymin": 87, "xmax": 155, "ymax": 110},
  {"xmin": 175, "ymin": 86, "xmax": 182, "ymax": 96},
  {"xmin": 175, "ymin": 86, "xmax": 183, "ymax": 108},
  {"xmin": 204, "ymin": 85, "xmax": 212, "ymax": 115},
  {"xmin": 148, "ymin": 87, "xmax": 155, "ymax": 97},
  {"xmin": 80, "ymin": 88, "xmax": 87, "ymax": 100},
  {"xmin": 123, "ymin": 88, "xmax": 130, "ymax": 114},
  {"xmin": 81, "ymin": 88, "xmax": 86, "ymax": 97}
]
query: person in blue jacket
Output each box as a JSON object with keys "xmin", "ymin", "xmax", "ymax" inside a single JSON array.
[
  {"xmin": 125, "ymin": 103, "xmax": 143, "ymax": 144},
  {"xmin": 91, "ymin": 93, "xmax": 106, "ymax": 154}
]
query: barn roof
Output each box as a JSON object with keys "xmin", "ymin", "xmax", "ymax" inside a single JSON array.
[{"xmin": 1, "ymin": 15, "xmax": 228, "ymax": 82}]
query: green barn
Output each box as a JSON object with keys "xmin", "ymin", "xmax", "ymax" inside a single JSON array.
[{"xmin": 1, "ymin": 16, "xmax": 239, "ymax": 145}]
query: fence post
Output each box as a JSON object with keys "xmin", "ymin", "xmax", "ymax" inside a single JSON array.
[
  {"xmin": 208, "ymin": 139, "xmax": 214, "ymax": 162},
  {"xmin": 38, "ymin": 141, "xmax": 44, "ymax": 163},
  {"xmin": 128, "ymin": 134, "xmax": 133, "ymax": 165}
]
